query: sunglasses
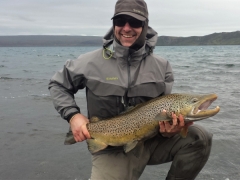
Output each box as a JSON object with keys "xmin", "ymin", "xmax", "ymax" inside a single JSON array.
[{"xmin": 113, "ymin": 17, "xmax": 144, "ymax": 28}]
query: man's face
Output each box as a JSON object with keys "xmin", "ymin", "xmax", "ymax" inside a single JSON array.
[{"xmin": 113, "ymin": 15, "xmax": 143, "ymax": 47}]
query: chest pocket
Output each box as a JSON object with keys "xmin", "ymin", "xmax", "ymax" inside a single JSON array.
[
  {"xmin": 86, "ymin": 79, "xmax": 125, "ymax": 119},
  {"xmin": 86, "ymin": 88, "xmax": 124, "ymax": 119},
  {"xmin": 128, "ymin": 72, "xmax": 166, "ymax": 98}
]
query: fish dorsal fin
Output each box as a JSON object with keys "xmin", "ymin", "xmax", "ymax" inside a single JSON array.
[
  {"xmin": 87, "ymin": 139, "xmax": 108, "ymax": 153},
  {"xmin": 120, "ymin": 106, "xmax": 136, "ymax": 114},
  {"xmin": 90, "ymin": 116, "xmax": 101, "ymax": 123},
  {"xmin": 125, "ymin": 106, "xmax": 136, "ymax": 112},
  {"xmin": 123, "ymin": 141, "xmax": 138, "ymax": 153},
  {"xmin": 154, "ymin": 111, "xmax": 172, "ymax": 121}
]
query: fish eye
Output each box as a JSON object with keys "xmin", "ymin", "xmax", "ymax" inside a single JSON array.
[{"xmin": 191, "ymin": 98, "xmax": 198, "ymax": 103}]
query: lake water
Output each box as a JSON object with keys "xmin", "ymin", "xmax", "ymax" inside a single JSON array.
[{"xmin": 0, "ymin": 45, "xmax": 239, "ymax": 180}]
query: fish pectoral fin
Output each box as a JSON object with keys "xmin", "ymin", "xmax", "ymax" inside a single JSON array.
[
  {"xmin": 154, "ymin": 111, "xmax": 171, "ymax": 121},
  {"xmin": 87, "ymin": 139, "xmax": 108, "ymax": 153},
  {"xmin": 64, "ymin": 127, "xmax": 76, "ymax": 145},
  {"xmin": 180, "ymin": 127, "xmax": 188, "ymax": 138},
  {"xmin": 90, "ymin": 116, "xmax": 101, "ymax": 123},
  {"xmin": 123, "ymin": 141, "xmax": 138, "ymax": 153},
  {"xmin": 131, "ymin": 141, "xmax": 144, "ymax": 158}
]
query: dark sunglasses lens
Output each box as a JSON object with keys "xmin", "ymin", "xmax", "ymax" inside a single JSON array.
[
  {"xmin": 114, "ymin": 19, "xmax": 127, "ymax": 27},
  {"xmin": 114, "ymin": 18, "xmax": 144, "ymax": 28},
  {"xmin": 128, "ymin": 19, "xmax": 143, "ymax": 28}
]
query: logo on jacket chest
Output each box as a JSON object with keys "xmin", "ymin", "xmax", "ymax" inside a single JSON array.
[{"xmin": 106, "ymin": 77, "xmax": 119, "ymax": 81}]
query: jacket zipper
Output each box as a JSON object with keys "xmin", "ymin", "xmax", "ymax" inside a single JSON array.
[
  {"xmin": 127, "ymin": 55, "xmax": 131, "ymax": 89},
  {"xmin": 116, "ymin": 96, "xmax": 120, "ymax": 115},
  {"xmin": 123, "ymin": 55, "xmax": 131, "ymax": 108}
]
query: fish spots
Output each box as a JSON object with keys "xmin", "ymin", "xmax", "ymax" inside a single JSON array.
[{"xmin": 82, "ymin": 93, "xmax": 219, "ymax": 152}]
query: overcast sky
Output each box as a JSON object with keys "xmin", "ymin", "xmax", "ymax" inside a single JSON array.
[{"xmin": 1, "ymin": 0, "xmax": 240, "ymax": 37}]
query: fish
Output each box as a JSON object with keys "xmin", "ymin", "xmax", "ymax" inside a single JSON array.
[{"xmin": 64, "ymin": 93, "xmax": 220, "ymax": 154}]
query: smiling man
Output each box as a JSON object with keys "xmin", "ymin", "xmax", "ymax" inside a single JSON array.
[
  {"xmin": 113, "ymin": 15, "xmax": 143, "ymax": 47},
  {"xmin": 49, "ymin": 0, "xmax": 213, "ymax": 179},
  {"xmin": 112, "ymin": 0, "xmax": 148, "ymax": 50}
]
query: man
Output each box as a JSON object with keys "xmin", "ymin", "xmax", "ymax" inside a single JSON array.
[{"xmin": 48, "ymin": 0, "xmax": 212, "ymax": 179}]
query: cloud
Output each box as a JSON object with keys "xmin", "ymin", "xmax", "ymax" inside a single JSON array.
[{"xmin": 0, "ymin": 0, "xmax": 239, "ymax": 36}]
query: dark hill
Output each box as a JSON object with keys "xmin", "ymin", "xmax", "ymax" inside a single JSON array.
[
  {"xmin": 0, "ymin": 35, "xmax": 102, "ymax": 47},
  {"xmin": 0, "ymin": 31, "xmax": 239, "ymax": 47},
  {"xmin": 157, "ymin": 31, "xmax": 240, "ymax": 46}
]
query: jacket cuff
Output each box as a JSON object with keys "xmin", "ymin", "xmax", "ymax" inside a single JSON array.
[{"xmin": 66, "ymin": 111, "xmax": 80, "ymax": 123}]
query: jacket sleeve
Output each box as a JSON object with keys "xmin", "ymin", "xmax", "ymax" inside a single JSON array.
[
  {"xmin": 48, "ymin": 59, "xmax": 86, "ymax": 122},
  {"xmin": 164, "ymin": 61, "xmax": 174, "ymax": 95}
]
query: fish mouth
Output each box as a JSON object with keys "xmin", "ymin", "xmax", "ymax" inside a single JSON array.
[{"xmin": 186, "ymin": 94, "xmax": 220, "ymax": 121}]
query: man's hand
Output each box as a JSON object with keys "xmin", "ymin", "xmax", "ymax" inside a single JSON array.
[
  {"xmin": 159, "ymin": 112, "xmax": 193, "ymax": 138},
  {"xmin": 70, "ymin": 113, "xmax": 91, "ymax": 142}
]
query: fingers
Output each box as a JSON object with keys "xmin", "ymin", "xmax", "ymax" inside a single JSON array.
[
  {"xmin": 166, "ymin": 121, "xmax": 175, "ymax": 132},
  {"xmin": 159, "ymin": 111, "xmax": 194, "ymax": 138},
  {"xmin": 159, "ymin": 121, "xmax": 177, "ymax": 133},
  {"xmin": 172, "ymin": 112, "xmax": 178, "ymax": 126},
  {"xmin": 70, "ymin": 114, "xmax": 91, "ymax": 142},
  {"xmin": 82, "ymin": 126, "xmax": 91, "ymax": 139},
  {"xmin": 159, "ymin": 112, "xmax": 185, "ymax": 135},
  {"xmin": 73, "ymin": 125, "xmax": 90, "ymax": 142},
  {"xmin": 73, "ymin": 129, "xmax": 83, "ymax": 142},
  {"xmin": 73, "ymin": 131, "xmax": 82, "ymax": 142},
  {"xmin": 178, "ymin": 114, "xmax": 185, "ymax": 127},
  {"xmin": 159, "ymin": 121, "xmax": 167, "ymax": 133}
]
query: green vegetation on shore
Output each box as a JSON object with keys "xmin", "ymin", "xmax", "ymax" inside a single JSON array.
[{"xmin": 0, "ymin": 31, "xmax": 239, "ymax": 47}]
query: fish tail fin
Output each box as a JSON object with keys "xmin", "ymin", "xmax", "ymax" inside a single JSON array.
[{"xmin": 64, "ymin": 127, "xmax": 77, "ymax": 145}]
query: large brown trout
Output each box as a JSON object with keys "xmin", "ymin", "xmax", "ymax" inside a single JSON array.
[{"xmin": 64, "ymin": 93, "xmax": 220, "ymax": 154}]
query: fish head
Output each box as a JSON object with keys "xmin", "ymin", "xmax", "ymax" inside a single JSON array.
[{"xmin": 172, "ymin": 93, "xmax": 220, "ymax": 122}]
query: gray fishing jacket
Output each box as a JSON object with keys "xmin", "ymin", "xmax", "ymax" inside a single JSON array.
[{"xmin": 48, "ymin": 27, "xmax": 174, "ymax": 121}]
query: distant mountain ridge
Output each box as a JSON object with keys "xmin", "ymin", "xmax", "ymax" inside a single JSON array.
[
  {"xmin": 0, "ymin": 35, "xmax": 102, "ymax": 47},
  {"xmin": 157, "ymin": 31, "xmax": 240, "ymax": 46},
  {"xmin": 0, "ymin": 31, "xmax": 239, "ymax": 47}
]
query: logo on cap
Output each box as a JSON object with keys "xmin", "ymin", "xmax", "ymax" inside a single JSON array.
[{"xmin": 133, "ymin": 9, "xmax": 144, "ymax": 15}]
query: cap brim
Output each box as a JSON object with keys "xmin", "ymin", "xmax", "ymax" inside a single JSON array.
[{"xmin": 111, "ymin": 12, "xmax": 146, "ymax": 21}]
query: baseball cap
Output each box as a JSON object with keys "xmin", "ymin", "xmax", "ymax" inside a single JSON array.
[{"xmin": 112, "ymin": 0, "xmax": 148, "ymax": 21}]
